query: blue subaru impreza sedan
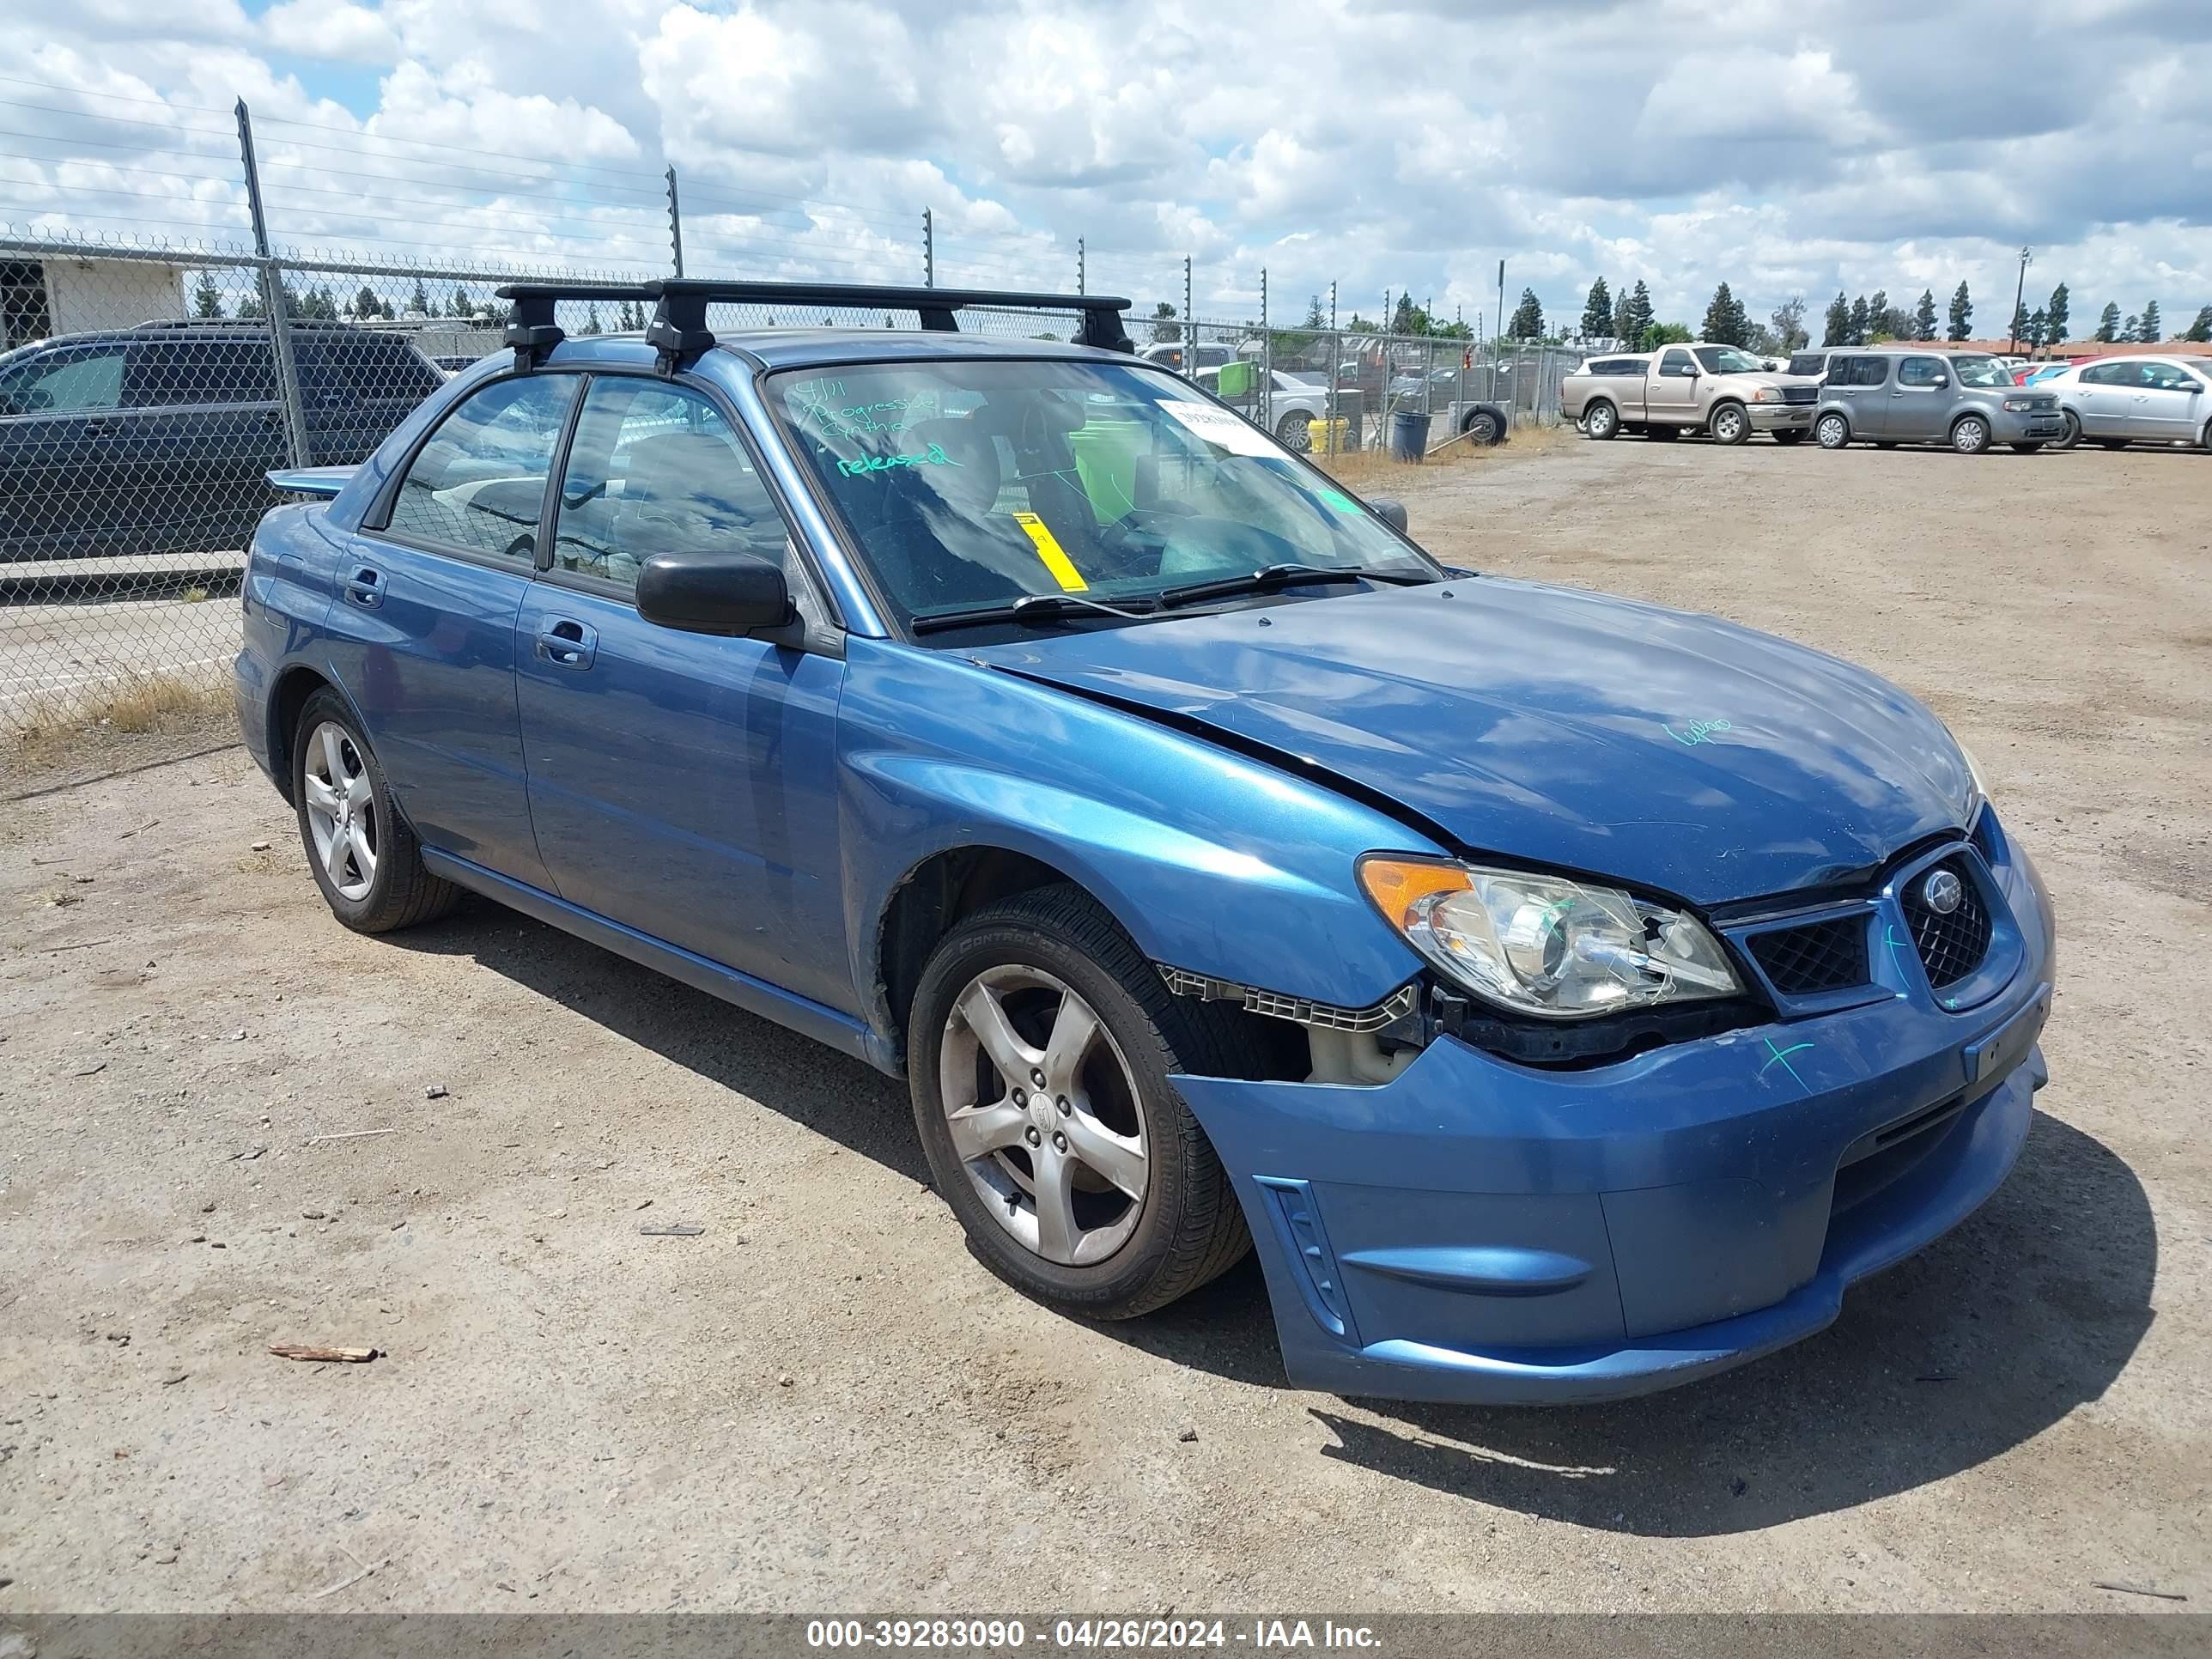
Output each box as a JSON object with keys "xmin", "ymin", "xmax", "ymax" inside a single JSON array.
[{"xmin": 235, "ymin": 279, "xmax": 2055, "ymax": 1405}]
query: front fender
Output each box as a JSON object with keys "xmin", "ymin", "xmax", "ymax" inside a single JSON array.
[{"xmin": 836, "ymin": 636, "xmax": 1436, "ymax": 1047}]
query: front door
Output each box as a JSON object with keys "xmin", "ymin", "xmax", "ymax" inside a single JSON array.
[
  {"xmin": 1886, "ymin": 354, "xmax": 1951, "ymax": 441},
  {"xmin": 0, "ymin": 339, "xmax": 133, "ymax": 559},
  {"xmin": 514, "ymin": 374, "xmax": 853, "ymax": 1013},
  {"xmin": 1649, "ymin": 347, "xmax": 1698, "ymax": 417},
  {"xmin": 2131, "ymin": 361, "xmax": 2207, "ymax": 442},
  {"xmin": 332, "ymin": 370, "xmax": 580, "ymax": 884}
]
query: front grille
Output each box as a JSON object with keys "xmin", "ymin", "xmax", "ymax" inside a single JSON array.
[
  {"xmin": 1900, "ymin": 857, "xmax": 1993, "ymax": 989},
  {"xmin": 1780, "ymin": 386, "xmax": 1818, "ymax": 404},
  {"xmin": 1747, "ymin": 915, "xmax": 1869, "ymax": 994}
]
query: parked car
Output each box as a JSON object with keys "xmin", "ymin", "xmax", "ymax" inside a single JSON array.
[
  {"xmin": 237, "ymin": 278, "xmax": 2054, "ymax": 1407},
  {"xmin": 1137, "ymin": 340, "xmax": 1238, "ymax": 379},
  {"xmin": 2035, "ymin": 355, "xmax": 2212, "ymax": 450},
  {"xmin": 1786, "ymin": 349, "xmax": 1838, "ymax": 381},
  {"xmin": 1812, "ymin": 349, "xmax": 2067, "ymax": 453},
  {"xmin": 1195, "ymin": 363, "xmax": 1331, "ymax": 450},
  {"xmin": 0, "ymin": 319, "xmax": 445, "ymax": 561},
  {"xmin": 1562, "ymin": 342, "xmax": 1816, "ymax": 444}
]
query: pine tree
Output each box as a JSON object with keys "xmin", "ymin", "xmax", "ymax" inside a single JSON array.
[
  {"xmin": 1866, "ymin": 289, "xmax": 1891, "ymax": 340},
  {"xmin": 2139, "ymin": 301, "xmax": 2161, "ymax": 343},
  {"xmin": 1302, "ymin": 295, "xmax": 1325, "ymax": 331},
  {"xmin": 2094, "ymin": 301, "xmax": 2120, "ymax": 343},
  {"xmin": 408, "ymin": 279, "xmax": 431, "ymax": 316},
  {"xmin": 582, "ymin": 303, "xmax": 603, "ymax": 337},
  {"xmin": 1506, "ymin": 288, "xmax": 1543, "ymax": 339},
  {"xmin": 2186, "ymin": 305, "xmax": 2212, "ymax": 343},
  {"xmin": 1947, "ymin": 282, "xmax": 1973, "ymax": 342},
  {"xmin": 1700, "ymin": 282, "xmax": 1749, "ymax": 345},
  {"xmin": 1822, "ymin": 291, "xmax": 1850, "ymax": 346},
  {"xmin": 2027, "ymin": 307, "xmax": 2047, "ymax": 348},
  {"xmin": 1913, "ymin": 289, "xmax": 1937, "ymax": 341},
  {"xmin": 2008, "ymin": 300, "xmax": 2032, "ymax": 344},
  {"xmin": 1622, "ymin": 281, "xmax": 1655, "ymax": 350},
  {"xmin": 1149, "ymin": 301, "xmax": 1180, "ymax": 344},
  {"xmin": 351, "ymin": 284, "xmax": 380, "ymax": 319},
  {"xmin": 1612, "ymin": 288, "xmax": 1633, "ymax": 343},
  {"xmin": 1848, "ymin": 295, "xmax": 1871, "ymax": 344},
  {"xmin": 1580, "ymin": 276, "xmax": 1613, "ymax": 340},
  {"xmin": 2124, "ymin": 314, "xmax": 2138, "ymax": 342},
  {"xmin": 2045, "ymin": 283, "xmax": 2069, "ymax": 344},
  {"xmin": 192, "ymin": 273, "xmax": 223, "ymax": 318},
  {"xmin": 449, "ymin": 286, "xmax": 473, "ymax": 319}
]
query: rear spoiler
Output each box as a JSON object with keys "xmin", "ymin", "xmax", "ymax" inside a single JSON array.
[{"xmin": 266, "ymin": 465, "xmax": 356, "ymax": 500}]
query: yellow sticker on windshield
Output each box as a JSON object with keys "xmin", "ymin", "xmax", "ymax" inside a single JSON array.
[{"xmin": 1011, "ymin": 511, "xmax": 1088, "ymax": 592}]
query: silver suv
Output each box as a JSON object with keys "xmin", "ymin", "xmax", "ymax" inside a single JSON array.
[{"xmin": 1813, "ymin": 349, "xmax": 2065, "ymax": 454}]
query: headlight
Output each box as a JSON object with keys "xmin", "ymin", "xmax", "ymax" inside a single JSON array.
[
  {"xmin": 1951, "ymin": 731, "xmax": 1990, "ymax": 823},
  {"xmin": 2002, "ymin": 397, "xmax": 2033, "ymax": 411},
  {"xmin": 1749, "ymin": 387, "xmax": 1778, "ymax": 402},
  {"xmin": 1359, "ymin": 857, "xmax": 1741, "ymax": 1019}
]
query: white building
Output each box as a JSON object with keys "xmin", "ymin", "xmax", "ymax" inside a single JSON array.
[{"xmin": 2, "ymin": 254, "xmax": 189, "ymax": 349}]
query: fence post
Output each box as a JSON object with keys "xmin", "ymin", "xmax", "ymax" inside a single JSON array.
[
  {"xmin": 922, "ymin": 208, "xmax": 933, "ymax": 287},
  {"xmin": 234, "ymin": 99, "xmax": 311, "ymax": 470},
  {"xmin": 1076, "ymin": 237, "xmax": 1085, "ymax": 296},
  {"xmin": 1259, "ymin": 266, "xmax": 1270, "ymax": 434},
  {"xmin": 665, "ymin": 167, "xmax": 684, "ymax": 276},
  {"xmin": 1182, "ymin": 256, "xmax": 1192, "ymax": 375},
  {"xmin": 1326, "ymin": 280, "xmax": 1338, "ymax": 455}
]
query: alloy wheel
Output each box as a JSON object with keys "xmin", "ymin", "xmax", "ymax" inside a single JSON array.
[
  {"xmin": 1584, "ymin": 403, "xmax": 1616, "ymax": 440},
  {"xmin": 1816, "ymin": 414, "xmax": 1850, "ymax": 448},
  {"xmin": 1954, "ymin": 416, "xmax": 1990, "ymax": 454},
  {"xmin": 937, "ymin": 965, "xmax": 1148, "ymax": 1267},
  {"xmin": 1713, "ymin": 406, "xmax": 1747, "ymax": 444},
  {"xmin": 1275, "ymin": 412, "xmax": 1312, "ymax": 453},
  {"xmin": 301, "ymin": 720, "xmax": 379, "ymax": 902}
]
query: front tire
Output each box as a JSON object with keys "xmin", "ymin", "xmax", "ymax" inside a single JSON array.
[
  {"xmin": 1709, "ymin": 403, "xmax": 1751, "ymax": 446},
  {"xmin": 1583, "ymin": 400, "xmax": 1619, "ymax": 441},
  {"xmin": 908, "ymin": 884, "xmax": 1259, "ymax": 1319},
  {"xmin": 292, "ymin": 690, "xmax": 459, "ymax": 933},
  {"xmin": 1951, "ymin": 415, "xmax": 1991, "ymax": 454},
  {"xmin": 1274, "ymin": 410, "xmax": 1312, "ymax": 453},
  {"xmin": 1815, "ymin": 412, "xmax": 1851, "ymax": 449}
]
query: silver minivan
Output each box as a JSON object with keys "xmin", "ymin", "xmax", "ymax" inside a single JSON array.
[{"xmin": 1813, "ymin": 348, "xmax": 2068, "ymax": 454}]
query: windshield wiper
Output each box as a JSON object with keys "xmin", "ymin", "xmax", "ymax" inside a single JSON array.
[
  {"xmin": 910, "ymin": 591, "xmax": 1159, "ymax": 635},
  {"xmin": 1156, "ymin": 562, "xmax": 1433, "ymax": 611}
]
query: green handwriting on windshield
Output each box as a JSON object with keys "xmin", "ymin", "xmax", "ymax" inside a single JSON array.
[
  {"xmin": 793, "ymin": 379, "xmax": 943, "ymax": 443},
  {"xmin": 836, "ymin": 442, "xmax": 963, "ymax": 480}
]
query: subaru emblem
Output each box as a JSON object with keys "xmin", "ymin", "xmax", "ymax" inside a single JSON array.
[{"xmin": 1922, "ymin": 869, "xmax": 1964, "ymax": 915}]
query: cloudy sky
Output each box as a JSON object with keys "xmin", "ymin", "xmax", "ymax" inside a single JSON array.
[{"xmin": 3, "ymin": 0, "xmax": 2209, "ymax": 335}]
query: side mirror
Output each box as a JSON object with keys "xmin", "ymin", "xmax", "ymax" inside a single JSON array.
[
  {"xmin": 1366, "ymin": 496, "xmax": 1409, "ymax": 533},
  {"xmin": 636, "ymin": 550, "xmax": 793, "ymax": 637},
  {"xmin": 1932, "ymin": 376, "xmax": 1948, "ymax": 388}
]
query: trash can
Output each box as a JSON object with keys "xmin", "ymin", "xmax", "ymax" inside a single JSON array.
[{"xmin": 1389, "ymin": 408, "xmax": 1431, "ymax": 463}]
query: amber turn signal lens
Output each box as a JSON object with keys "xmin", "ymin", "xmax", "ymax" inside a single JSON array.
[{"xmin": 1357, "ymin": 856, "xmax": 1471, "ymax": 925}]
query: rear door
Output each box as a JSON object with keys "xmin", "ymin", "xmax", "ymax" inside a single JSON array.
[
  {"xmin": 0, "ymin": 340, "xmax": 131, "ymax": 558},
  {"xmin": 299, "ymin": 332, "xmax": 448, "ymax": 465},
  {"xmin": 514, "ymin": 374, "xmax": 852, "ymax": 1009},
  {"xmin": 1886, "ymin": 354, "xmax": 1951, "ymax": 441},
  {"xmin": 1832, "ymin": 354, "xmax": 1892, "ymax": 435},
  {"xmin": 331, "ymin": 370, "xmax": 581, "ymax": 884},
  {"xmin": 121, "ymin": 337, "xmax": 289, "ymax": 556},
  {"xmin": 2072, "ymin": 362, "xmax": 2130, "ymax": 436}
]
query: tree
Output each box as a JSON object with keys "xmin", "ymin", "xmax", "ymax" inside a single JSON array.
[
  {"xmin": 2186, "ymin": 305, "xmax": 2212, "ymax": 343},
  {"xmin": 1620, "ymin": 281, "xmax": 1655, "ymax": 350},
  {"xmin": 1301, "ymin": 295, "xmax": 1325, "ymax": 331},
  {"xmin": 1769, "ymin": 294, "xmax": 1808, "ymax": 352},
  {"xmin": 1822, "ymin": 290, "xmax": 1851, "ymax": 346},
  {"xmin": 298, "ymin": 284, "xmax": 337, "ymax": 321},
  {"xmin": 2139, "ymin": 300, "xmax": 2162, "ymax": 342},
  {"xmin": 1701, "ymin": 282, "xmax": 1751, "ymax": 345},
  {"xmin": 2124, "ymin": 314, "xmax": 2138, "ymax": 342},
  {"xmin": 1947, "ymin": 281, "xmax": 1973, "ymax": 342},
  {"xmin": 1505, "ymin": 287, "xmax": 1543, "ymax": 339},
  {"xmin": 1913, "ymin": 289, "xmax": 1938, "ymax": 341},
  {"xmin": 1847, "ymin": 295, "xmax": 1871, "ymax": 345},
  {"xmin": 581, "ymin": 303, "xmax": 603, "ymax": 337},
  {"xmin": 408, "ymin": 278, "xmax": 431, "ymax": 316},
  {"xmin": 2094, "ymin": 301, "xmax": 2120, "ymax": 343},
  {"xmin": 1867, "ymin": 289, "xmax": 1892, "ymax": 340},
  {"xmin": 2027, "ymin": 306, "xmax": 2047, "ymax": 348},
  {"xmin": 238, "ymin": 294, "xmax": 263, "ymax": 319},
  {"xmin": 2045, "ymin": 283, "xmax": 2069, "ymax": 344},
  {"xmin": 1646, "ymin": 321, "xmax": 1693, "ymax": 346},
  {"xmin": 2008, "ymin": 299, "xmax": 2032, "ymax": 345},
  {"xmin": 1580, "ymin": 276, "xmax": 1613, "ymax": 340},
  {"xmin": 192, "ymin": 273, "xmax": 223, "ymax": 319},
  {"xmin": 449, "ymin": 286, "xmax": 473, "ymax": 318},
  {"xmin": 351, "ymin": 284, "xmax": 380, "ymax": 319},
  {"xmin": 1148, "ymin": 301, "xmax": 1180, "ymax": 343}
]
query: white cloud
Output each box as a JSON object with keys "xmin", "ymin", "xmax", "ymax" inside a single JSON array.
[{"xmin": 262, "ymin": 0, "xmax": 400, "ymax": 65}]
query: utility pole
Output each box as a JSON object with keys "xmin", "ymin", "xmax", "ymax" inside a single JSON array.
[
  {"xmin": 922, "ymin": 208, "xmax": 933, "ymax": 288},
  {"xmin": 665, "ymin": 167, "xmax": 684, "ymax": 277},
  {"xmin": 234, "ymin": 98, "xmax": 309, "ymax": 470},
  {"xmin": 2009, "ymin": 246, "xmax": 2032, "ymax": 356}
]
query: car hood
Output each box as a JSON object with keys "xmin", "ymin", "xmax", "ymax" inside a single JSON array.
[{"xmin": 969, "ymin": 578, "xmax": 1973, "ymax": 905}]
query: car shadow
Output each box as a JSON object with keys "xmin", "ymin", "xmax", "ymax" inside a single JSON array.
[
  {"xmin": 379, "ymin": 904, "xmax": 2152, "ymax": 1534},
  {"xmin": 1302, "ymin": 1108, "xmax": 2154, "ymax": 1536}
]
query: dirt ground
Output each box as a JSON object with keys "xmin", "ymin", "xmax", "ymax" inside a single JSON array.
[{"xmin": 2, "ymin": 433, "xmax": 2207, "ymax": 1615}]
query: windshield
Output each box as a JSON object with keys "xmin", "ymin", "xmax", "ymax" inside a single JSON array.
[
  {"xmin": 1953, "ymin": 355, "xmax": 2012, "ymax": 388},
  {"xmin": 774, "ymin": 360, "xmax": 1437, "ymax": 628},
  {"xmin": 1693, "ymin": 346, "xmax": 1766, "ymax": 374}
]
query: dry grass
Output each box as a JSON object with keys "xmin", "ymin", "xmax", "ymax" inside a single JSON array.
[
  {"xmin": 1313, "ymin": 420, "xmax": 1577, "ymax": 491},
  {"xmin": 3, "ymin": 670, "xmax": 234, "ymax": 778}
]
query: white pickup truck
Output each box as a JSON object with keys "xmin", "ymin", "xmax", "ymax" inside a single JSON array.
[{"xmin": 1561, "ymin": 343, "xmax": 1817, "ymax": 446}]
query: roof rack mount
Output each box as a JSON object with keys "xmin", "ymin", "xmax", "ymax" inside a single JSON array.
[{"xmin": 494, "ymin": 278, "xmax": 1134, "ymax": 373}]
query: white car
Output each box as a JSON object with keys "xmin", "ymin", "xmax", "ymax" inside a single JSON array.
[
  {"xmin": 1196, "ymin": 365, "xmax": 1334, "ymax": 450},
  {"xmin": 2037, "ymin": 355, "xmax": 2212, "ymax": 449}
]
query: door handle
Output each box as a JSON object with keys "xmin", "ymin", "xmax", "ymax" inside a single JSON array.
[
  {"xmin": 535, "ymin": 617, "xmax": 598, "ymax": 670},
  {"xmin": 343, "ymin": 566, "xmax": 383, "ymax": 608}
]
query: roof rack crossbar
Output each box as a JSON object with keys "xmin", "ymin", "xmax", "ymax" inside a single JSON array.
[{"xmin": 494, "ymin": 281, "xmax": 658, "ymax": 366}]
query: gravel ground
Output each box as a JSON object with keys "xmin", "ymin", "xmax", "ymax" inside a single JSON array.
[{"xmin": 1, "ymin": 434, "xmax": 2206, "ymax": 1614}]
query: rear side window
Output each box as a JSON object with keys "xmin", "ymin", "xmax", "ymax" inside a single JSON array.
[
  {"xmin": 1897, "ymin": 356, "xmax": 1947, "ymax": 387},
  {"xmin": 384, "ymin": 374, "xmax": 580, "ymax": 562},
  {"xmin": 2080, "ymin": 362, "xmax": 2130, "ymax": 386},
  {"xmin": 1788, "ymin": 353, "xmax": 1826, "ymax": 377},
  {"xmin": 551, "ymin": 380, "xmax": 789, "ymax": 592},
  {"xmin": 0, "ymin": 344, "xmax": 126, "ymax": 413},
  {"xmin": 1588, "ymin": 358, "xmax": 1642, "ymax": 376},
  {"xmin": 300, "ymin": 336, "xmax": 445, "ymax": 403},
  {"xmin": 125, "ymin": 339, "xmax": 279, "ymax": 407},
  {"xmin": 1846, "ymin": 356, "xmax": 1891, "ymax": 387}
]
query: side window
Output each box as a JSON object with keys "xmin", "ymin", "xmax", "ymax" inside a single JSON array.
[
  {"xmin": 2141, "ymin": 362, "xmax": 2194, "ymax": 391},
  {"xmin": 2080, "ymin": 362, "xmax": 2125, "ymax": 386},
  {"xmin": 385, "ymin": 374, "xmax": 580, "ymax": 562},
  {"xmin": 1849, "ymin": 356, "xmax": 1892, "ymax": 387},
  {"xmin": 1658, "ymin": 348, "xmax": 1693, "ymax": 377},
  {"xmin": 2, "ymin": 345, "xmax": 126, "ymax": 413},
  {"xmin": 551, "ymin": 380, "xmax": 788, "ymax": 592},
  {"xmin": 1898, "ymin": 356, "xmax": 1946, "ymax": 387},
  {"xmin": 126, "ymin": 341, "xmax": 278, "ymax": 407}
]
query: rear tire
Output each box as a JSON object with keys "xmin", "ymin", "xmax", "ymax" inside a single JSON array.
[
  {"xmin": 292, "ymin": 689, "xmax": 459, "ymax": 934},
  {"xmin": 1274, "ymin": 410, "xmax": 1312, "ymax": 453},
  {"xmin": 1709, "ymin": 403, "xmax": 1751, "ymax": 446},
  {"xmin": 1815, "ymin": 412, "xmax": 1851, "ymax": 449},
  {"xmin": 1583, "ymin": 401, "xmax": 1619, "ymax": 441},
  {"xmin": 908, "ymin": 884, "xmax": 1261, "ymax": 1320},
  {"xmin": 1951, "ymin": 415, "xmax": 1991, "ymax": 454},
  {"xmin": 2053, "ymin": 410, "xmax": 2083, "ymax": 449},
  {"xmin": 1771, "ymin": 428, "xmax": 1808, "ymax": 446}
]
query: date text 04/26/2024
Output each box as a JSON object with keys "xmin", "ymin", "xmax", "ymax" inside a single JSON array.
[{"xmin": 804, "ymin": 1620, "xmax": 1382, "ymax": 1650}]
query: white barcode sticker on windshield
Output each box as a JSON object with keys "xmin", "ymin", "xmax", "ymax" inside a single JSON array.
[{"xmin": 1156, "ymin": 400, "xmax": 1280, "ymax": 457}]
